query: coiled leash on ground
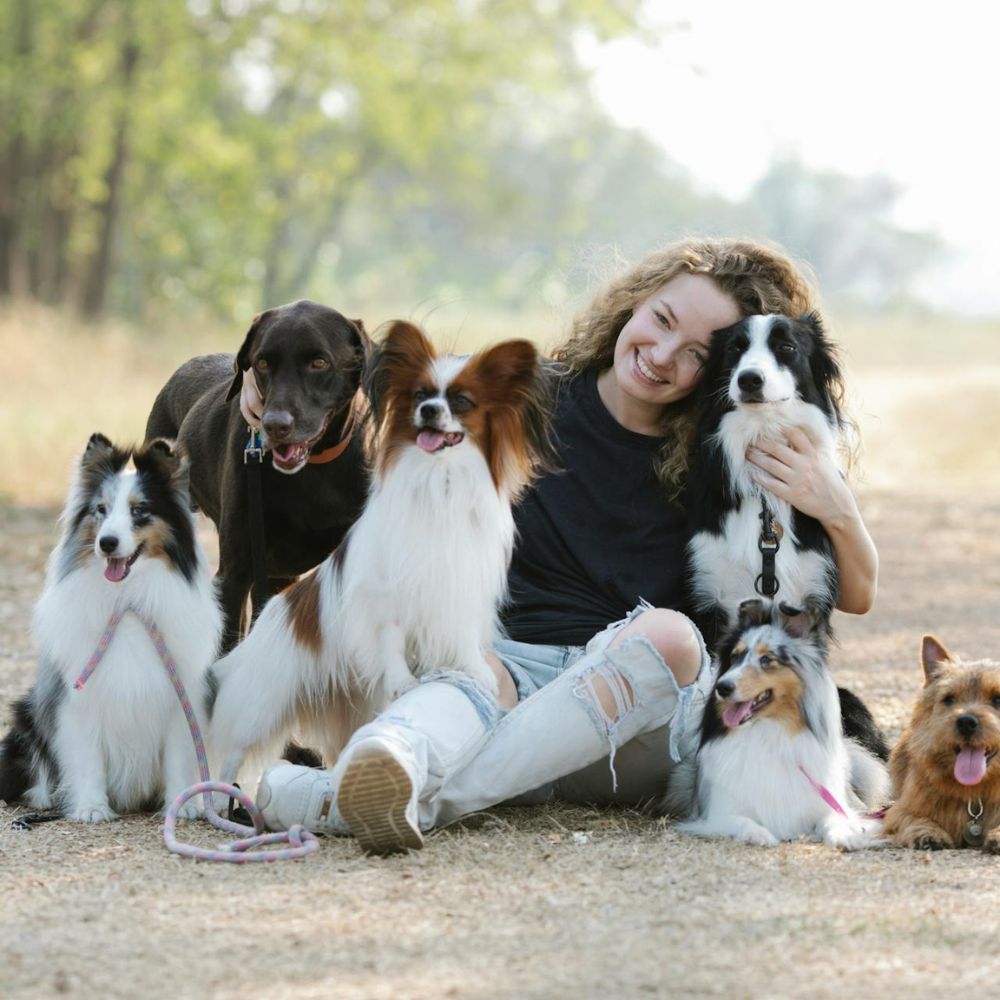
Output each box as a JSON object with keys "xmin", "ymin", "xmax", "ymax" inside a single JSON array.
[{"xmin": 72, "ymin": 608, "xmax": 319, "ymax": 863}]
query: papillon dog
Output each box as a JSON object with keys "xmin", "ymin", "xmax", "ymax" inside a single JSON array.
[
  {"xmin": 209, "ymin": 320, "xmax": 552, "ymax": 783},
  {"xmin": 0, "ymin": 434, "xmax": 222, "ymax": 822},
  {"xmin": 659, "ymin": 598, "xmax": 889, "ymax": 849},
  {"xmin": 685, "ymin": 313, "xmax": 843, "ymax": 652}
]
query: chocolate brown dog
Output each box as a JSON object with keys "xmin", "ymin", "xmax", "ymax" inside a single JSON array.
[
  {"xmin": 145, "ymin": 300, "xmax": 370, "ymax": 651},
  {"xmin": 883, "ymin": 636, "xmax": 1000, "ymax": 852}
]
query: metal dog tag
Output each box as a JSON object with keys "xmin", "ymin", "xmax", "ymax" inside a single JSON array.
[
  {"xmin": 964, "ymin": 820, "xmax": 985, "ymax": 847},
  {"xmin": 965, "ymin": 799, "xmax": 985, "ymax": 847}
]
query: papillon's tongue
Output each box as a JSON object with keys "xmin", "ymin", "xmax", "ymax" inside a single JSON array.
[
  {"xmin": 417, "ymin": 430, "xmax": 445, "ymax": 453},
  {"xmin": 955, "ymin": 747, "xmax": 988, "ymax": 786},
  {"xmin": 722, "ymin": 700, "xmax": 754, "ymax": 729},
  {"xmin": 105, "ymin": 558, "xmax": 128, "ymax": 583}
]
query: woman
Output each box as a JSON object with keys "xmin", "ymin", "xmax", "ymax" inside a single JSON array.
[{"xmin": 247, "ymin": 237, "xmax": 878, "ymax": 852}]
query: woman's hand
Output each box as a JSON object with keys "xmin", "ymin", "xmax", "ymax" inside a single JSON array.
[
  {"xmin": 240, "ymin": 368, "xmax": 263, "ymax": 429},
  {"xmin": 746, "ymin": 425, "xmax": 854, "ymax": 526},
  {"xmin": 746, "ymin": 425, "xmax": 878, "ymax": 615}
]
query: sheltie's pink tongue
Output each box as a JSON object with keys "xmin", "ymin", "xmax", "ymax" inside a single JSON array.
[
  {"xmin": 722, "ymin": 700, "xmax": 754, "ymax": 729},
  {"xmin": 955, "ymin": 747, "xmax": 988, "ymax": 786},
  {"xmin": 105, "ymin": 558, "xmax": 128, "ymax": 583},
  {"xmin": 417, "ymin": 430, "xmax": 446, "ymax": 453}
]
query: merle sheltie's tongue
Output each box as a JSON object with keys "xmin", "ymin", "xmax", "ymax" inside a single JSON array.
[
  {"xmin": 417, "ymin": 430, "xmax": 446, "ymax": 453},
  {"xmin": 955, "ymin": 747, "xmax": 988, "ymax": 786},
  {"xmin": 722, "ymin": 700, "xmax": 754, "ymax": 728},
  {"xmin": 105, "ymin": 558, "xmax": 129, "ymax": 583}
]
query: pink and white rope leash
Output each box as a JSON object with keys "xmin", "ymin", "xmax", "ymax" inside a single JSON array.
[{"xmin": 73, "ymin": 609, "xmax": 319, "ymax": 863}]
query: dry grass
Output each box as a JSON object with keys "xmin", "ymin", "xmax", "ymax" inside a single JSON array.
[{"xmin": 2, "ymin": 304, "xmax": 1000, "ymax": 998}]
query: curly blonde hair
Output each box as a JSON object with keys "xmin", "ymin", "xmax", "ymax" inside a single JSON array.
[{"xmin": 552, "ymin": 237, "xmax": 819, "ymax": 497}]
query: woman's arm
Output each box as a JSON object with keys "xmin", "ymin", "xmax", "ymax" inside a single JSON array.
[{"xmin": 745, "ymin": 425, "xmax": 878, "ymax": 614}]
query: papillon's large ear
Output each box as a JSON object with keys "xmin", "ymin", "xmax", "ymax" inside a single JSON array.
[
  {"xmin": 364, "ymin": 321, "xmax": 435, "ymax": 424},
  {"xmin": 474, "ymin": 339, "xmax": 538, "ymax": 399},
  {"xmin": 226, "ymin": 309, "xmax": 274, "ymax": 401},
  {"xmin": 920, "ymin": 635, "xmax": 955, "ymax": 686}
]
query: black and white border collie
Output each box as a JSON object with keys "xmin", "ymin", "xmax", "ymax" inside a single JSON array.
[
  {"xmin": 659, "ymin": 598, "xmax": 889, "ymax": 849},
  {"xmin": 685, "ymin": 313, "xmax": 843, "ymax": 652},
  {"xmin": 0, "ymin": 434, "xmax": 222, "ymax": 822}
]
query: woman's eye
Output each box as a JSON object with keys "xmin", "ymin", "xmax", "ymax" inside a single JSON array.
[{"xmin": 654, "ymin": 310, "xmax": 671, "ymax": 329}]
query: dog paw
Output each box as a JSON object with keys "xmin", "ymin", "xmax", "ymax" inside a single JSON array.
[
  {"xmin": 67, "ymin": 803, "xmax": 118, "ymax": 824},
  {"xmin": 824, "ymin": 826, "xmax": 872, "ymax": 852},
  {"xmin": 981, "ymin": 835, "xmax": 1000, "ymax": 855},
  {"xmin": 912, "ymin": 833, "xmax": 952, "ymax": 851},
  {"xmin": 167, "ymin": 797, "xmax": 204, "ymax": 821}
]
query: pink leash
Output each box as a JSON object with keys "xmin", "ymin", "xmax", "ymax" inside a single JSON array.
[
  {"xmin": 796, "ymin": 764, "xmax": 848, "ymax": 817},
  {"xmin": 73, "ymin": 609, "xmax": 319, "ymax": 862}
]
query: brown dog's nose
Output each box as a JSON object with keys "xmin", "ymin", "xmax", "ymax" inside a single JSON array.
[
  {"xmin": 956, "ymin": 714, "xmax": 980, "ymax": 738},
  {"xmin": 262, "ymin": 410, "xmax": 295, "ymax": 443}
]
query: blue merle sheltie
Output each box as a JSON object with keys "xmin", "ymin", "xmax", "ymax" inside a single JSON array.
[
  {"xmin": 0, "ymin": 434, "xmax": 222, "ymax": 822},
  {"xmin": 685, "ymin": 313, "xmax": 843, "ymax": 653},
  {"xmin": 659, "ymin": 599, "xmax": 889, "ymax": 849}
]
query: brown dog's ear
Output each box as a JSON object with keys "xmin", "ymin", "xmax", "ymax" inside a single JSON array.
[
  {"xmin": 226, "ymin": 310, "xmax": 272, "ymax": 401},
  {"xmin": 921, "ymin": 635, "xmax": 954, "ymax": 685}
]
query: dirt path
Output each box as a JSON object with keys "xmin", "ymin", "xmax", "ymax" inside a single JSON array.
[{"xmin": 2, "ymin": 491, "xmax": 1000, "ymax": 1000}]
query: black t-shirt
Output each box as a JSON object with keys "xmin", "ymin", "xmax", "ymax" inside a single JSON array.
[{"xmin": 501, "ymin": 369, "xmax": 688, "ymax": 646}]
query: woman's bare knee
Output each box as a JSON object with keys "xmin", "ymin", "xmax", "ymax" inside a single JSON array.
[
  {"xmin": 487, "ymin": 652, "xmax": 519, "ymax": 710},
  {"xmin": 609, "ymin": 608, "xmax": 703, "ymax": 687}
]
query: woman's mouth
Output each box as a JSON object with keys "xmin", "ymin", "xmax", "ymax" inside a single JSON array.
[{"xmin": 633, "ymin": 349, "xmax": 667, "ymax": 386}]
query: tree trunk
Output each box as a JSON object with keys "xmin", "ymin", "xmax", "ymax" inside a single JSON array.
[{"xmin": 79, "ymin": 34, "xmax": 140, "ymax": 319}]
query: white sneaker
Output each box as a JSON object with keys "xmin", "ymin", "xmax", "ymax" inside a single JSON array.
[
  {"xmin": 337, "ymin": 736, "xmax": 424, "ymax": 855},
  {"xmin": 254, "ymin": 761, "xmax": 345, "ymax": 834}
]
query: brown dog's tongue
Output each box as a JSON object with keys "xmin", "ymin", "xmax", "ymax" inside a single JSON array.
[{"xmin": 955, "ymin": 747, "xmax": 988, "ymax": 786}]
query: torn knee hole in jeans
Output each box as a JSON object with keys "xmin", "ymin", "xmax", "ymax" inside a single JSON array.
[{"xmin": 572, "ymin": 663, "xmax": 637, "ymax": 793}]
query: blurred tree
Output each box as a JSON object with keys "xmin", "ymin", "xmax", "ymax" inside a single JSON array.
[{"xmin": 749, "ymin": 158, "xmax": 944, "ymax": 309}]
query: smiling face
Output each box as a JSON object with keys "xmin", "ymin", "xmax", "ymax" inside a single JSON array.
[{"xmin": 598, "ymin": 272, "xmax": 741, "ymax": 434}]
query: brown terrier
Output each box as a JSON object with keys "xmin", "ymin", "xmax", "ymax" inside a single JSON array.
[{"xmin": 884, "ymin": 636, "xmax": 1000, "ymax": 852}]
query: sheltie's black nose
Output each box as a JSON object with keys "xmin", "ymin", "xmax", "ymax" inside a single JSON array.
[
  {"xmin": 99, "ymin": 535, "xmax": 118, "ymax": 554},
  {"xmin": 956, "ymin": 714, "xmax": 980, "ymax": 737},
  {"xmin": 716, "ymin": 677, "xmax": 735, "ymax": 698},
  {"xmin": 737, "ymin": 370, "xmax": 764, "ymax": 393}
]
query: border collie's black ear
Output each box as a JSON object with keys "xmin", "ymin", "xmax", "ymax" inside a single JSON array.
[
  {"xmin": 799, "ymin": 311, "xmax": 843, "ymax": 421},
  {"xmin": 226, "ymin": 310, "xmax": 273, "ymax": 401},
  {"xmin": 920, "ymin": 635, "xmax": 954, "ymax": 685}
]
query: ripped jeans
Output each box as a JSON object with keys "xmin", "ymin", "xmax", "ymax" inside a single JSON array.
[{"xmin": 415, "ymin": 604, "xmax": 715, "ymax": 829}]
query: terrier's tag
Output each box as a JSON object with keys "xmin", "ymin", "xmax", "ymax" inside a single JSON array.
[
  {"xmin": 964, "ymin": 820, "xmax": 985, "ymax": 848},
  {"xmin": 965, "ymin": 800, "xmax": 985, "ymax": 847}
]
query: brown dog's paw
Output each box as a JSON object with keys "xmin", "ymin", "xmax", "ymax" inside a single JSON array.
[
  {"xmin": 911, "ymin": 832, "xmax": 954, "ymax": 851},
  {"xmin": 981, "ymin": 834, "xmax": 1000, "ymax": 855}
]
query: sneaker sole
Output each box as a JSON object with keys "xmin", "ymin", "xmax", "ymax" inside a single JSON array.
[{"xmin": 337, "ymin": 746, "xmax": 424, "ymax": 855}]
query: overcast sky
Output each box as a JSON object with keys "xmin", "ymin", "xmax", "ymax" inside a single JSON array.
[{"xmin": 582, "ymin": 1, "xmax": 1000, "ymax": 315}]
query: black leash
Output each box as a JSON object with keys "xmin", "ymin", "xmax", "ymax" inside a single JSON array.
[
  {"xmin": 755, "ymin": 495, "xmax": 781, "ymax": 597},
  {"xmin": 11, "ymin": 811, "xmax": 63, "ymax": 831},
  {"xmin": 244, "ymin": 427, "xmax": 269, "ymax": 616}
]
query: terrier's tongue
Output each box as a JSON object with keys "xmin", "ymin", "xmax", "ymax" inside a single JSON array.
[
  {"xmin": 722, "ymin": 700, "xmax": 754, "ymax": 729},
  {"xmin": 955, "ymin": 747, "xmax": 988, "ymax": 786},
  {"xmin": 417, "ymin": 430, "xmax": 445, "ymax": 453},
  {"xmin": 105, "ymin": 558, "xmax": 128, "ymax": 583}
]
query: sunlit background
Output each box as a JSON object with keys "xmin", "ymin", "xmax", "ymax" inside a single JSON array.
[{"xmin": 1, "ymin": 0, "xmax": 997, "ymax": 503}]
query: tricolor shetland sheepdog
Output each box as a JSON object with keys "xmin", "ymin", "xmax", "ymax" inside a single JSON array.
[
  {"xmin": 210, "ymin": 321, "xmax": 552, "ymax": 783},
  {"xmin": 686, "ymin": 313, "xmax": 843, "ymax": 652},
  {"xmin": 660, "ymin": 599, "xmax": 889, "ymax": 849},
  {"xmin": 0, "ymin": 434, "xmax": 222, "ymax": 822}
]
